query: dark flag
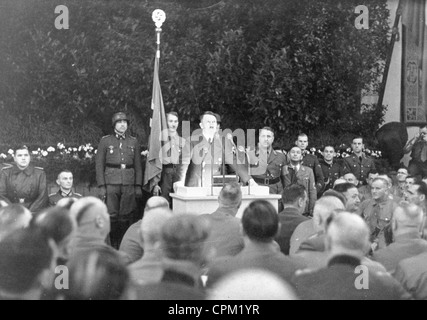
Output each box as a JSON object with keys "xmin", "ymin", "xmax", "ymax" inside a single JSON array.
[{"xmin": 143, "ymin": 54, "xmax": 168, "ymax": 193}]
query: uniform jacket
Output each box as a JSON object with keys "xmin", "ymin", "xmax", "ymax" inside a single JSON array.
[
  {"xmin": 182, "ymin": 135, "xmax": 250, "ymax": 187},
  {"xmin": 0, "ymin": 164, "xmax": 48, "ymax": 213},
  {"xmin": 319, "ymin": 158, "xmax": 343, "ymax": 192},
  {"xmin": 343, "ymin": 153, "xmax": 376, "ymax": 185},
  {"xmin": 359, "ymin": 197, "xmax": 398, "ymax": 250},
  {"xmin": 292, "ymin": 255, "xmax": 411, "ymax": 300},
  {"xmin": 160, "ymin": 134, "xmax": 191, "ymax": 182},
  {"xmin": 48, "ymin": 189, "xmax": 82, "ymax": 207},
  {"xmin": 394, "ymin": 252, "xmax": 427, "ymax": 300},
  {"xmin": 95, "ymin": 133, "xmax": 142, "ymax": 186},
  {"xmin": 372, "ymin": 231, "xmax": 427, "ymax": 273},
  {"xmin": 302, "ymin": 152, "xmax": 325, "ymax": 194},
  {"xmin": 247, "ymin": 148, "xmax": 296, "ymax": 194},
  {"xmin": 294, "ymin": 165, "xmax": 317, "ymax": 214},
  {"xmin": 410, "ymin": 140, "xmax": 427, "ymax": 163}
]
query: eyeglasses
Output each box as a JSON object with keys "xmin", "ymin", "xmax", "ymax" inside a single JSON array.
[{"xmin": 397, "ymin": 171, "xmax": 407, "ymax": 174}]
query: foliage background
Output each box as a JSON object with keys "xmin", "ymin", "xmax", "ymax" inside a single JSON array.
[{"xmin": 0, "ymin": 0, "xmax": 391, "ymax": 182}]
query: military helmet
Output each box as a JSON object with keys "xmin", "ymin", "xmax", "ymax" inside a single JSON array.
[{"xmin": 112, "ymin": 112, "xmax": 129, "ymax": 126}]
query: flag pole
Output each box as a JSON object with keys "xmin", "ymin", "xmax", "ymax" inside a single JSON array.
[{"xmin": 143, "ymin": 10, "xmax": 167, "ymax": 193}]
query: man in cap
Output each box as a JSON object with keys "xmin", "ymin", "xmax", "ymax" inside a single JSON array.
[
  {"xmin": 0, "ymin": 145, "xmax": 48, "ymax": 214},
  {"xmin": 95, "ymin": 112, "xmax": 142, "ymax": 249}
]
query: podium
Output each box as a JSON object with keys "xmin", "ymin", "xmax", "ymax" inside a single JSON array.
[{"xmin": 170, "ymin": 186, "xmax": 281, "ymax": 219}]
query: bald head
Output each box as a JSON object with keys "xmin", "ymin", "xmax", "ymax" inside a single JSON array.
[
  {"xmin": 219, "ymin": 183, "xmax": 242, "ymax": 209},
  {"xmin": 69, "ymin": 197, "xmax": 110, "ymax": 239},
  {"xmin": 326, "ymin": 212, "xmax": 370, "ymax": 256},
  {"xmin": 141, "ymin": 207, "xmax": 173, "ymax": 246},
  {"xmin": 313, "ymin": 196, "xmax": 345, "ymax": 232},
  {"xmin": 208, "ymin": 269, "xmax": 297, "ymax": 300},
  {"xmin": 393, "ymin": 203, "xmax": 424, "ymax": 230},
  {"xmin": 145, "ymin": 196, "xmax": 169, "ymax": 212}
]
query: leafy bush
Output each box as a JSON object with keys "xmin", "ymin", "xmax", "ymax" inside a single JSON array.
[{"xmin": 0, "ymin": 0, "xmax": 390, "ymax": 147}]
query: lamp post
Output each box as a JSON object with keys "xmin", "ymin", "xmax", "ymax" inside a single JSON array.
[{"xmin": 152, "ymin": 9, "xmax": 166, "ymax": 58}]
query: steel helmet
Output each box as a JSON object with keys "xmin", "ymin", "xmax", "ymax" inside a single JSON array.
[{"xmin": 112, "ymin": 112, "xmax": 129, "ymax": 126}]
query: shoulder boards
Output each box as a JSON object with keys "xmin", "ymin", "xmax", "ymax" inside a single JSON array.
[
  {"xmin": 48, "ymin": 193, "xmax": 57, "ymax": 197},
  {"xmin": 101, "ymin": 135, "xmax": 112, "ymax": 139},
  {"xmin": 74, "ymin": 193, "xmax": 83, "ymax": 197},
  {"xmin": 34, "ymin": 166, "xmax": 44, "ymax": 170},
  {"xmin": 128, "ymin": 135, "xmax": 136, "ymax": 139},
  {"xmin": 1, "ymin": 166, "xmax": 11, "ymax": 171}
]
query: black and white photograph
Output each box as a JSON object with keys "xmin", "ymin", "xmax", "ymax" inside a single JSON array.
[{"xmin": 0, "ymin": 0, "xmax": 426, "ymax": 303}]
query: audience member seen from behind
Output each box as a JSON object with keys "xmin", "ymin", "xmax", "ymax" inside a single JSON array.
[
  {"xmin": 292, "ymin": 212, "xmax": 411, "ymax": 300},
  {"xmin": 0, "ymin": 228, "xmax": 55, "ymax": 300},
  {"xmin": 129, "ymin": 206, "xmax": 173, "ymax": 285},
  {"xmin": 207, "ymin": 200, "xmax": 305, "ymax": 288},
  {"xmin": 289, "ymin": 196, "xmax": 345, "ymax": 256},
  {"xmin": 0, "ymin": 204, "xmax": 32, "ymax": 241},
  {"xmin": 199, "ymin": 183, "xmax": 244, "ymax": 259},
  {"xmin": 372, "ymin": 203, "xmax": 427, "ymax": 273},
  {"xmin": 62, "ymin": 247, "xmax": 132, "ymax": 300},
  {"xmin": 68, "ymin": 197, "xmax": 111, "ymax": 258},
  {"xmin": 275, "ymin": 184, "xmax": 309, "ymax": 255},
  {"xmin": 135, "ymin": 215, "xmax": 210, "ymax": 300},
  {"xmin": 35, "ymin": 206, "xmax": 77, "ymax": 266},
  {"xmin": 119, "ymin": 196, "xmax": 169, "ymax": 264},
  {"xmin": 208, "ymin": 269, "xmax": 298, "ymax": 300}
]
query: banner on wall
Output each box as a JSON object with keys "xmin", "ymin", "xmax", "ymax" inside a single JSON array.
[{"xmin": 402, "ymin": 0, "xmax": 427, "ymax": 124}]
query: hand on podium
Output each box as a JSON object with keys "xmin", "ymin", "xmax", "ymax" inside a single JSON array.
[
  {"xmin": 152, "ymin": 185, "xmax": 161, "ymax": 196},
  {"xmin": 173, "ymin": 181, "xmax": 184, "ymax": 193},
  {"xmin": 248, "ymin": 178, "xmax": 258, "ymax": 187}
]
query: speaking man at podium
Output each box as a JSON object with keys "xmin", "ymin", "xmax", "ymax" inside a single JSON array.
[{"xmin": 176, "ymin": 111, "xmax": 257, "ymax": 189}]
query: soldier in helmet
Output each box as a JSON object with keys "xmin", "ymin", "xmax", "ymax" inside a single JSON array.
[
  {"xmin": 95, "ymin": 112, "xmax": 143, "ymax": 249},
  {"xmin": 0, "ymin": 145, "xmax": 48, "ymax": 214}
]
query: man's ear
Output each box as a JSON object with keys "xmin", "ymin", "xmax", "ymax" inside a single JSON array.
[
  {"xmin": 56, "ymin": 179, "xmax": 60, "ymax": 186},
  {"xmin": 199, "ymin": 122, "xmax": 203, "ymax": 130},
  {"xmin": 95, "ymin": 215, "xmax": 104, "ymax": 229}
]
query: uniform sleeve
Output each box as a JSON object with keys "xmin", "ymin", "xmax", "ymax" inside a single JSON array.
[
  {"xmin": 313, "ymin": 157, "xmax": 325, "ymax": 194},
  {"xmin": 29, "ymin": 170, "xmax": 48, "ymax": 214},
  {"xmin": 224, "ymin": 138, "xmax": 250, "ymax": 184},
  {"xmin": 134, "ymin": 140, "xmax": 142, "ymax": 186},
  {"xmin": 342, "ymin": 158, "xmax": 351, "ymax": 175},
  {"xmin": 308, "ymin": 169, "xmax": 317, "ymax": 214},
  {"xmin": 0, "ymin": 170, "xmax": 11, "ymax": 203},
  {"xmin": 95, "ymin": 138, "xmax": 107, "ymax": 187},
  {"xmin": 282, "ymin": 164, "xmax": 297, "ymax": 187}
]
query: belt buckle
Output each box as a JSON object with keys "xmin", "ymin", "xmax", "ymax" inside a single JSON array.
[
  {"xmin": 264, "ymin": 178, "xmax": 269, "ymax": 185},
  {"xmin": 19, "ymin": 198, "xmax": 25, "ymax": 204},
  {"xmin": 120, "ymin": 164, "xmax": 126, "ymax": 169}
]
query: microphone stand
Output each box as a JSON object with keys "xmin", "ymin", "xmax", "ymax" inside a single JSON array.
[
  {"xmin": 222, "ymin": 136, "xmax": 226, "ymax": 188},
  {"xmin": 211, "ymin": 137, "xmax": 214, "ymax": 196},
  {"xmin": 246, "ymin": 148, "xmax": 251, "ymax": 196}
]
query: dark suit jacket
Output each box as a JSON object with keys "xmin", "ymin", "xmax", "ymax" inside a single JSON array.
[
  {"xmin": 199, "ymin": 207, "xmax": 244, "ymax": 258},
  {"xmin": 183, "ymin": 135, "xmax": 250, "ymax": 187},
  {"xmin": 275, "ymin": 206, "xmax": 309, "ymax": 255},
  {"xmin": 292, "ymin": 255, "xmax": 411, "ymax": 300},
  {"xmin": 206, "ymin": 242, "xmax": 305, "ymax": 287}
]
